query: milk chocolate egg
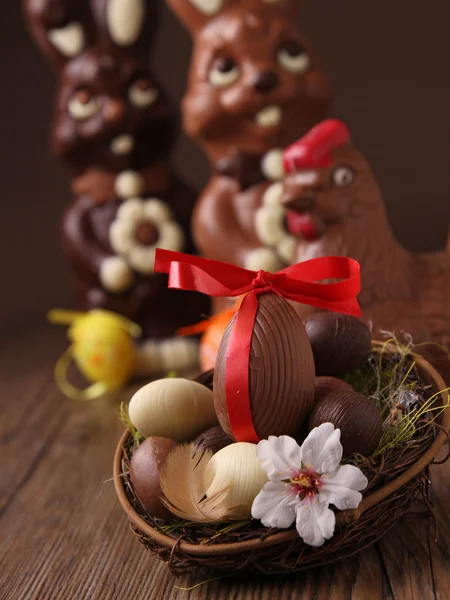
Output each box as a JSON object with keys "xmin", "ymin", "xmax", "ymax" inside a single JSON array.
[
  {"xmin": 130, "ymin": 437, "xmax": 177, "ymax": 520},
  {"xmin": 315, "ymin": 376, "xmax": 353, "ymax": 402},
  {"xmin": 194, "ymin": 426, "xmax": 232, "ymax": 455},
  {"xmin": 129, "ymin": 378, "xmax": 218, "ymax": 442},
  {"xmin": 305, "ymin": 313, "xmax": 372, "ymax": 376},
  {"xmin": 308, "ymin": 391, "xmax": 383, "ymax": 457},
  {"xmin": 214, "ymin": 294, "xmax": 315, "ymax": 440}
]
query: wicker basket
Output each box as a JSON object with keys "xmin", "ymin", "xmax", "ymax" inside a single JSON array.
[{"xmin": 114, "ymin": 343, "xmax": 450, "ymax": 575}]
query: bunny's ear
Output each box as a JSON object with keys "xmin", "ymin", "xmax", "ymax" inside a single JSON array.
[
  {"xmin": 166, "ymin": 0, "xmax": 301, "ymax": 32},
  {"xmin": 166, "ymin": 0, "xmax": 231, "ymax": 32},
  {"xmin": 23, "ymin": 0, "xmax": 94, "ymax": 67},
  {"xmin": 90, "ymin": 0, "xmax": 158, "ymax": 53}
]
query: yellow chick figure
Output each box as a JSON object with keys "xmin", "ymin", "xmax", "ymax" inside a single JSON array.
[{"xmin": 48, "ymin": 309, "xmax": 141, "ymax": 401}]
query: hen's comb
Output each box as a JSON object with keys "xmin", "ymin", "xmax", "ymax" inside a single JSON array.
[{"xmin": 283, "ymin": 119, "xmax": 350, "ymax": 174}]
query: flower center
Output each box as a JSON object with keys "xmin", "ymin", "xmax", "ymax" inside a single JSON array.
[
  {"xmin": 134, "ymin": 221, "xmax": 159, "ymax": 246},
  {"xmin": 288, "ymin": 467, "xmax": 322, "ymax": 500}
]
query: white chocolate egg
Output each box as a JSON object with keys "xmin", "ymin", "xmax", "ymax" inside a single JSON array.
[
  {"xmin": 129, "ymin": 378, "xmax": 218, "ymax": 442},
  {"xmin": 204, "ymin": 443, "xmax": 268, "ymax": 516}
]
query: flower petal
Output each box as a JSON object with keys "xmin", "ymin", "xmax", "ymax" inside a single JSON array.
[
  {"xmin": 255, "ymin": 436, "xmax": 303, "ymax": 481},
  {"xmin": 158, "ymin": 222, "xmax": 185, "ymax": 252},
  {"xmin": 295, "ymin": 498, "xmax": 335, "ymax": 547},
  {"xmin": 142, "ymin": 199, "xmax": 173, "ymax": 224},
  {"xmin": 128, "ymin": 246, "xmax": 156, "ymax": 274},
  {"xmin": 300, "ymin": 423, "xmax": 342, "ymax": 474},
  {"xmin": 251, "ymin": 481, "xmax": 297, "ymax": 529},
  {"xmin": 109, "ymin": 221, "xmax": 135, "ymax": 254},
  {"xmin": 117, "ymin": 198, "xmax": 144, "ymax": 221},
  {"xmin": 320, "ymin": 465, "xmax": 368, "ymax": 510}
]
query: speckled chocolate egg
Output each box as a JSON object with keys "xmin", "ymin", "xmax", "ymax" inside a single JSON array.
[
  {"xmin": 305, "ymin": 313, "xmax": 372, "ymax": 376},
  {"xmin": 315, "ymin": 376, "xmax": 353, "ymax": 402},
  {"xmin": 308, "ymin": 391, "xmax": 383, "ymax": 457},
  {"xmin": 130, "ymin": 437, "xmax": 177, "ymax": 520},
  {"xmin": 193, "ymin": 426, "xmax": 232, "ymax": 455},
  {"xmin": 214, "ymin": 294, "xmax": 316, "ymax": 440}
]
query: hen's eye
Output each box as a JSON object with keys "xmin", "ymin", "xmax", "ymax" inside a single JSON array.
[
  {"xmin": 129, "ymin": 78, "xmax": 159, "ymax": 108},
  {"xmin": 68, "ymin": 88, "xmax": 100, "ymax": 120},
  {"xmin": 332, "ymin": 166, "xmax": 355, "ymax": 188},
  {"xmin": 209, "ymin": 57, "xmax": 240, "ymax": 87},
  {"xmin": 277, "ymin": 42, "xmax": 310, "ymax": 74}
]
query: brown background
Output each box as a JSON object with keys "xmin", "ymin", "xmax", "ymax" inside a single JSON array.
[{"xmin": 1, "ymin": 0, "xmax": 449, "ymax": 335}]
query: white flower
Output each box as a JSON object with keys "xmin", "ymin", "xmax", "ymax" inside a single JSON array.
[
  {"xmin": 251, "ymin": 423, "xmax": 368, "ymax": 547},
  {"xmin": 109, "ymin": 198, "xmax": 185, "ymax": 275}
]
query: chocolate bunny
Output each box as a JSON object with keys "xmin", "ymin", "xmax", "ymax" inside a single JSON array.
[
  {"xmin": 167, "ymin": 0, "xmax": 332, "ymax": 311},
  {"xmin": 24, "ymin": 0, "xmax": 208, "ymax": 373}
]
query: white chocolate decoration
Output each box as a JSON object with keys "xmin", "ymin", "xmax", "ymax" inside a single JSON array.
[
  {"xmin": 189, "ymin": 0, "xmax": 224, "ymax": 16},
  {"xmin": 205, "ymin": 444, "xmax": 268, "ymax": 515},
  {"xmin": 129, "ymin": 84, "xmax": 158, "ymax": 108},
  {"xmin": 134, "ymin": 338, "xmax": 200, "ymax": 376},
  {"xmin": 48, "ymin": 22, "xmax": 85, "ymax": 57},
  {"xmin": 107, "ymin": 0, "xmax": 146, "ymax": 47},
  {"xmin": 255, "ymin": 205, "xmax": 286, "ymax": 246},
  {"xmin": 114, "ymin": 171, "xmax": 145, "ymax": 199},
  {"xmin": 109, "ymin": 198, "xmax": 185, "ymax": 275},
  {"xmin": 128, "ymin": 378, "xmax": 218, "ymax": 441},
  {"xmin": 277, "ymin": 235, "xmax": 297, "ymax": 264},
  {"xmin": 100, "ymin": 256, "xmax": 134, "ymax": 292},
  {"xmin": 110, "ymin": 135, "xmax": 135, "ymax": 156},
  {"xmin": 255, "ymin": 105, "xmax": 282, "ymax": 129},
  {"xmin": 245, "ymin": 247, "xmax": 283, "ymax": 273},
  {"xmin": 261, "ymin": 149, "xmax": 284, "ymax": 181},
  {"xmin": 262, "ymin": 182, "xmax": 284, "ymax": 207}
]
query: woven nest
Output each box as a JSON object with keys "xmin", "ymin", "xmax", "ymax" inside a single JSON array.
[{"xmin": 114, "ymin": 342, "xmax": 450, "ymax": 576}]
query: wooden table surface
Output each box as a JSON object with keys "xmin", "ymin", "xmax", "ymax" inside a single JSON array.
[{"xmin": 2, "ymin": 324, "xmax": 450, "ymax": 600}]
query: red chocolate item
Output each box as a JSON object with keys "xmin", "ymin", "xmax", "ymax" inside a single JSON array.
[
  {"xmin": 23, "ymin": 0, "xmax": 207, "ymax": 350},
  {"xmin": 167, "ymin": 0, "xmax": 332, "ymax": 312}
]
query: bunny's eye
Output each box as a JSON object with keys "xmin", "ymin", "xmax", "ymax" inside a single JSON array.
[
  {"xmin": 129, "ymin": 78, "xmax": 159, "ymax": 108},
  {"xmin": 277, "ymin": 42, "xmax": 310, "ymax": 75},
  {"xmin": 209, "ymin": 57, "xmax": 240, "ymax": 88},
  {"xmin": 68, "ymin": 88, "xmax": 100, "ymax": 120},
  {"xmin": 332, "ymin": 166, "xmax": 355, "ymax": 188}
]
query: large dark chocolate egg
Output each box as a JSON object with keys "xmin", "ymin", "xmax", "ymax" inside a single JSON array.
[
  {"xmin": 314, "ymin": 376, "xmax": 353, "ymax": 402},
  {"xmin": 305, "ymin": 313, "xmax": 372, "ymax": 376},
  {"xmin": 308, "ymin": 391, "xmax": 383, "ymax": 457},
  {"xmin": 213, "ymin": 294, "xmax": 315, "ymax": 440},
  {"xmin": 130, "ymin": 437, "xmax": 177, "ymax": 520}
]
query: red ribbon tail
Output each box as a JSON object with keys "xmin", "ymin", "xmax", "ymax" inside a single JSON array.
[{"xmin": 225, "ymin": 291, "xmax": 260, "ymax": 443}]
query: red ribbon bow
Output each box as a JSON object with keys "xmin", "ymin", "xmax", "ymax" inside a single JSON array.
[{"xmin": 155, "ymin": 249, "xmax": 362, "ymax": 443}]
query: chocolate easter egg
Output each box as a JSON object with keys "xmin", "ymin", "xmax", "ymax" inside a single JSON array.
[
  {"xmin": 130, "ymin": 437, "xmax": 177, "ymax": 520},
  {"xmin": 213, "ymin": 294, "xmax": 315, "ymax": 440},
  {"xmin": 308, "ymin": 391, "xmax": 383, "ymax": 457},
  {"xmin": 193, "ymin": 426, "xmax": 232, "ymax": 455},
  {"xmin": 314, "ymin": 376, "xmax": 353, "ymax": 402},
  {"xmin": 305, "ymin": 313, "xmax": 372, "ymax": 376}
]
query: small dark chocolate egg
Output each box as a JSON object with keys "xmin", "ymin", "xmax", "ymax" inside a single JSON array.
[
  {"xmin": 315, "ymin": 376, "xmax": 353, "ymax": 402},
  {"xmin": 308, "ymin": 391, "xmax": 383, "ymax": 457},
  {"xmin": 214, "ymin": 294, "xmax": 315, "ymax": 440},
  {"xmin": 305, "ymin": 313, "xmax": 371, "ymax": 376},
  {"xmin": 193, "ymin": 426, "xmax": 232, "ymax": 455},
  {"xmin": 130, "ymin": 437, "xmax": 177, "ymax": 520}
]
